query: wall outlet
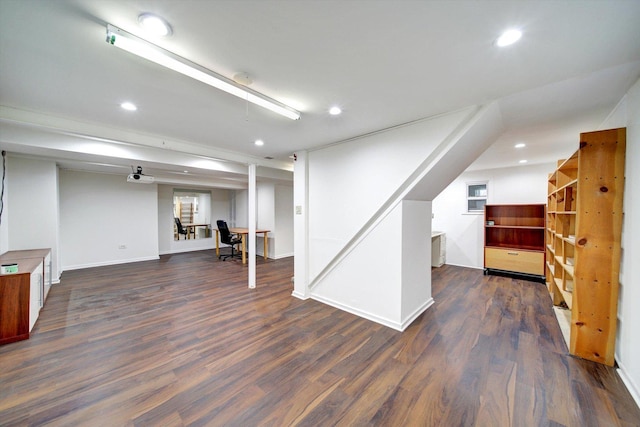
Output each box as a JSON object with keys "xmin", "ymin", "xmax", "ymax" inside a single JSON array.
[{"xmin": 118, "ymin": 245, "xmax": 127, "ymax": 249}]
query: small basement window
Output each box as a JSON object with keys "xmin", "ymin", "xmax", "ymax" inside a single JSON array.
[{"xmin": 466, "ymin": 182, "xmax": 487, "ymax": 213}]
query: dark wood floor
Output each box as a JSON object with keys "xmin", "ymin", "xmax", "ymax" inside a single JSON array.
[{"xmin": 1, "ymin": 251, "xmax": 638, "ymax": 426}]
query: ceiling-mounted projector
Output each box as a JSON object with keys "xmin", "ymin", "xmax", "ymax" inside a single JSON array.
[{"xmin": 127, "ymin": 166, "xmax": 154, "ymax": 184}]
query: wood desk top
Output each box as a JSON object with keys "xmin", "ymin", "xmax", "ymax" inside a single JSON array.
[{"xmin": 229, "ymin": 228, "xmax": 270, "ymax": 234}]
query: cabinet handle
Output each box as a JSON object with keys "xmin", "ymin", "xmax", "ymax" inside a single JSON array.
[{"xmin": 507, "ymin": 252, "xmax": 519, "ymax": 256}]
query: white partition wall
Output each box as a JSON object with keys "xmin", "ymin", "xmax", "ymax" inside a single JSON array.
[
  {"xmin": 311, "ymin": 200, "xmax": 433, "ymax": 330},
  {"xmin": 5, "ymin": 156, "xmax": 60, "ymax": 281},
  {"xmin": 306, "ymin": 108, "xmax": 477, "ymax": 280},
  {"xmin": 295, "ymin": 104, "xmax": 504, "ymax": 330},
  {"xmin": 274, "ymin": 184, "xmax": 294, "ymax": 258}
]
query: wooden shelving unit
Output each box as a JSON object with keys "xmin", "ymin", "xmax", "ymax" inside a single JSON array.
[
  {"xmin": 484, "ymin": 204, "xmax": 546, "ymax": 278},
  {"xmin": 546, "ymin": 128, "xmax": 625, "ymax": 366}
]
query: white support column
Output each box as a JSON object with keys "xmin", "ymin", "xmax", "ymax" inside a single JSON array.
[
  {"xmin": 248, "ymin": 163, "xmax": 257, "ymax": 289},
  {"xmin": 292, "ymin": 151, "xmax": 309, "ymax": 299}
]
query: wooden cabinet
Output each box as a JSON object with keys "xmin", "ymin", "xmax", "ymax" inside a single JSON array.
[
  {"xmin": 0, "ymin": 258, "xmax": 43, "ymax": 344},
  {"xmin": 0, "ymin": 248, "xmax": 51, "ymax": 345},
  {"xmin": 484, "ymin": 204, "xmax": 546, "ymax": 277},
  {"xmin": 546, "ymin": 128, "xmax": 625, "ymax": 366}
]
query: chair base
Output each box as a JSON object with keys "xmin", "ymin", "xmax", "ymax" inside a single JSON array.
[{"xmin": 218, "ymin": 245, "xmax": 242, "ymax": 261}]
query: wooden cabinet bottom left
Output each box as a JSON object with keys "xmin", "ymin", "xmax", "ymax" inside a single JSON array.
[{"xmin": 0, "ymin": 249, "xmax": 51, "ymax": 345}]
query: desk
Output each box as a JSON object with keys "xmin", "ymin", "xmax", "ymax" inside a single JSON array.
[
  {"xmin": 182, "ymin": 223, "xmax": 210, "ymax": 239},
  {"xmin": 214, "ymin": 228, "xmax": 270, "ymax": 264}
]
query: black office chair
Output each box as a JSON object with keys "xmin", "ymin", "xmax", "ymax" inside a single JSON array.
[
  {"xmin": 217, "ymin": 220, "xmax": 242, "ymax": 260},
  {"xmin": 175, "ymin": 217, "xmax": 189, "ymax": 240}
]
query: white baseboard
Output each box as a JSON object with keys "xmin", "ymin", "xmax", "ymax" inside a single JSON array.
[
  {"xmin": 400, "ymin": 298, "xmax": 435, "ymax": 330},
  {"xmin": 63, "ymin": 255, "xmax": 159, "ymax": 271},
  {"xmin": 159, "ymin": 247, "xmax": 214, "ymax": 255},
  {"xmin": 440, "ymin": 262, "xmax": 483, "ymax": 270},
  {"xmin": 311, "ymin": 293, "xmax": 403, "ymax": 330},
  {"xmin": 291, "ymin": 290, "xmax": 309, "ymax": 300},
  {"xmin": 310, "ymin": 293, "xmax": 435, "ymax": 332},
  {"xmin": 617, "ymin": 360, "xmax": 640, "ymax": 410},
  {"xmin": 273, "ymin": 252, "xmax": 294, "ymax": 259}
]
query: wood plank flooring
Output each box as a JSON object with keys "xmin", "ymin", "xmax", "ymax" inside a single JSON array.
[{"xmin": 1, "ymin": 251, "xmax": 638, "ymax": 426}]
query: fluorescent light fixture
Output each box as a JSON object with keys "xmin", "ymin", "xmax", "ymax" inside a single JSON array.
[
  {"xmin": 254, "ymin": 139, "xmax": 264, "ymax": 146},
  {"xmin": 519, "ymin": 159, "xmax": 528, "ymax": 164},
  {"xmin": 105, "ymin": 24, "xmax": 301, "ymax": 120},
  {"xmin": 497, "ymin": 29, "xmax": 522, "ymax": 47},
  {"xmin": 329, "ymin": 106, "xmax": 342, "ymax": 115},
  {"xmin": 514, "ymin": 143, "xmax": 526, "ymax": 148}
]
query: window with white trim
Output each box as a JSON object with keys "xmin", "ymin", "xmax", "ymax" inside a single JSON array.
[{"xmin": 466, "ymin": 182, "xmax": 487, "ymax": 213}]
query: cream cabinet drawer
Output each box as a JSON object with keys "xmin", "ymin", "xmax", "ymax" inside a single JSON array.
[{"xmin": 485, "ymin": 248, "xmax": 544, "ymax": 275}]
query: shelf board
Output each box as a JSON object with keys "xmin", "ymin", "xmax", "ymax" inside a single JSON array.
[
  {"xmin": 557, "ymin": 152, "xmax": 579, "ymax": 170},
  {"xmin": 564, "ymin": 279, "xmax": 574, "ymax": 292},
  {"xmin": 554, "ymin": 278, "xmax": 573, "ymax": 308},
  {"xmin": 556, "ymin": 211, "xmax": 577, "ymax": 215},
  {"xmin": 556, "ymin": 179, "xmax": 578, "ymax": 193},
  {"xmin": 485, "ymin": 225, "xmax": 545, "ymax": 230},
  {"xmin": 562, "ymin": 263, "xmax": 574, "ymax": 277},
  {"xmin": 558, "ymin": 287, "xmax": 573, "ymax": 309}
]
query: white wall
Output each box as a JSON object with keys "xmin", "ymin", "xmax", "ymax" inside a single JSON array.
[
  {"xmin": 235, "ymin": 189, "xmax": 248, "ymax": 228},
  {"xmin": 211, "ymin": 188, "xmax": 233, "ymax": 228},
  {"xmin": 6, "ymin": 156, "xmax": 60, "ymax": 280},
  {"xmin": 257, "ymin": 183, "xmax": 275, "ymax": 257},
  {"xmin": 301, "ymin": 106, "xmax": 502, "ymax": 327},
  {"xmin": 432, "ymin": 162, "xmax": 554, "ymax": 269},
  {"xmin": 275, "ymin": 184, "xmax": 294, "ymax": 258},
  {"xmin": 300, "ymin": 105, "xmax": 503, "ymax": 331},
  {"xmin": 0, "ymin": 152, "xmax": 8, "ymax": 254},
  {"xmin": 401, "ymin": 200, "xmax": 433, "ymax": 327},
  {"xmin": 312, "ymin": 203, "xmax": 404, "ymax": 327},
  {"xmin": 600, "ymin": 77, "xmax": 640, "ymax": 407},
  {"xmin": 311, "ymin": 200, "xmax": 434, "ymax": 330},
  {"xmin": 59, "ymin": 170, "xmax": 158, "ymax": 269},
  {"xmin": 307, "ymin": 108, "xmax": 475, "ymax": 279}
]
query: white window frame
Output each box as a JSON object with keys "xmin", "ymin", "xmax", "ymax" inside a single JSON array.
[{"xmin": 466, "ymin": 181, "xmax": 488, "ymax": 214}]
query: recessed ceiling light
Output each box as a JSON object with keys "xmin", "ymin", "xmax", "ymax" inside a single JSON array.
[
  {"xmin": 254, "ymin": 139, "xmax": 264, "ymax": 146},
  {"xmin": 519, "ymin": 159, "xmax": 528, "ymax": 164},
  {"xmin": 120, "ymin": 102, "xmax": 137, "ymax": 111},
  {"xmin": 183, "ymin": 170, "xmax": 188, "ymax": 173},
  {"xmin": 515, "ymin": 143, "xmax": 526, "ymax": 148},
  {"xmin": 138, "ymin": 13, "xmax": 172, "ymax": 37},
  {"xmin": 497, "ymin": 29, "xmax": 522, "ymax": 47},
  {"xmin": 329, "ymin": 106, "xmax": 342, "ymax": 116}
]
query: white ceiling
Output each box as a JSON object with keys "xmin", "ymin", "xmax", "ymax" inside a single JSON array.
[{"xmin": 1, "ymin": 0, "xmax": 639, "ymax": 183}]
